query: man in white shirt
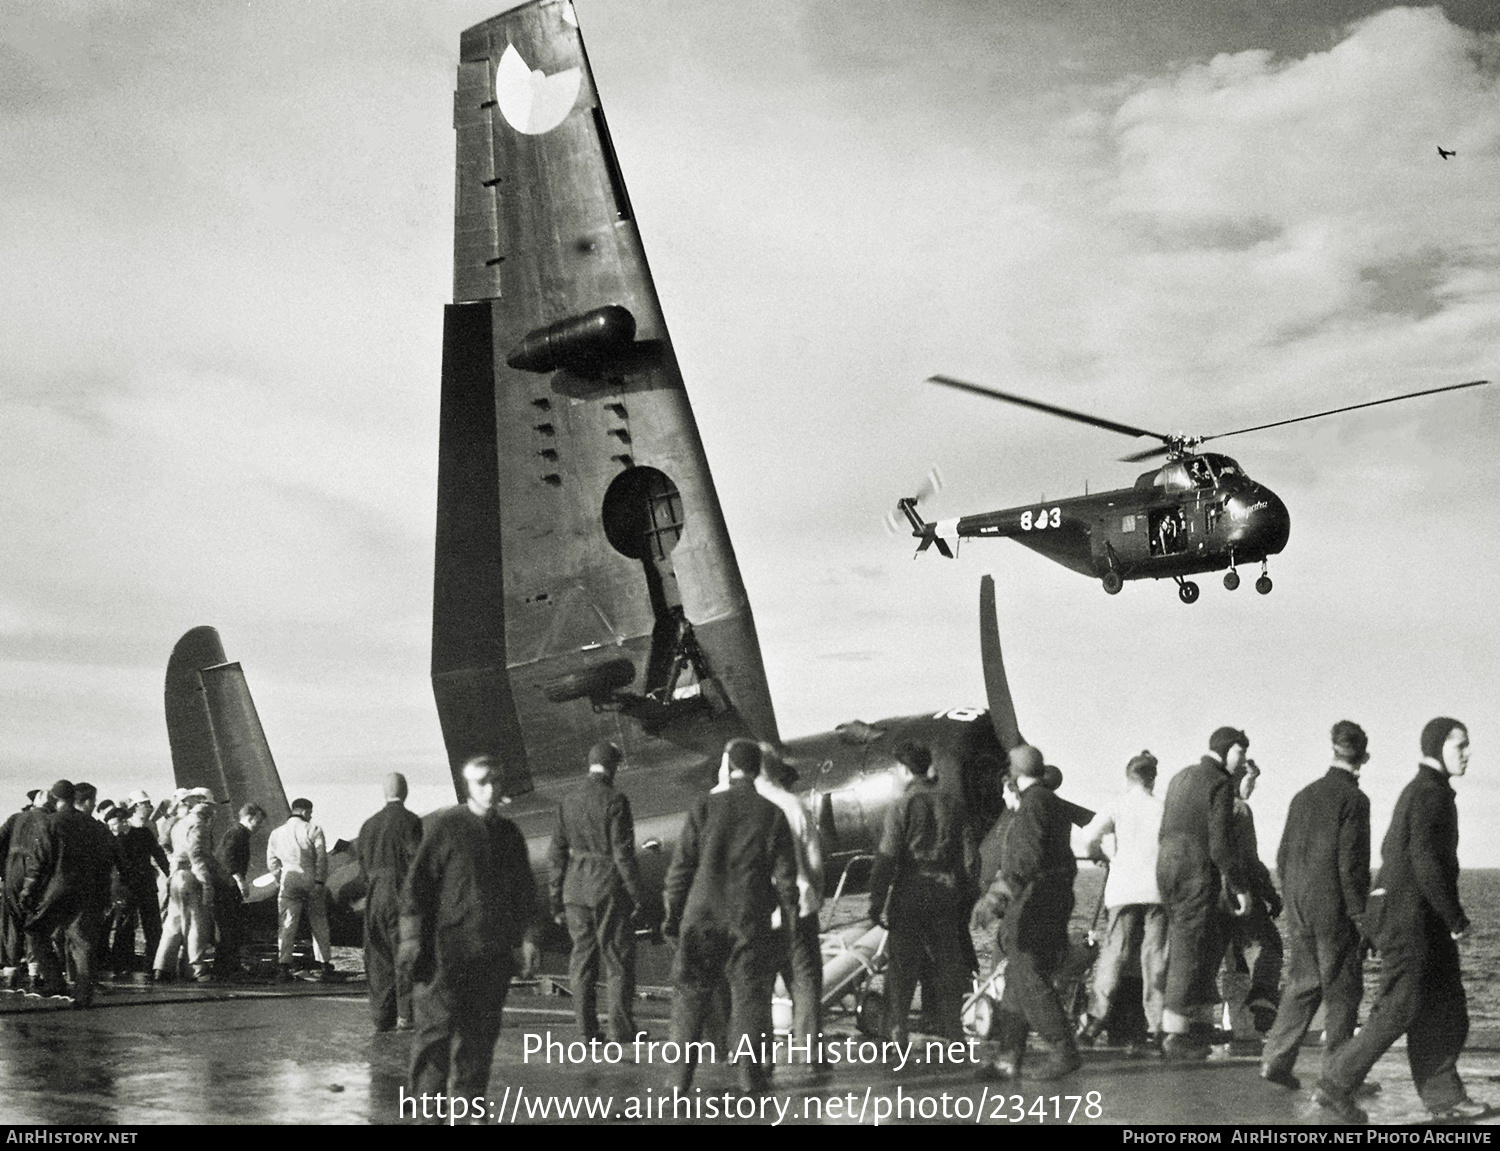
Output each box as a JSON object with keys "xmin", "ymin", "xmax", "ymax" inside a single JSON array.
[
  {"xmin": 756, "ymin": 743, "xmax": 827, "ymax": 1073},
  {"xmin": 265, "ymin": 797, "xmax": 333, "ymax": 982},
  {"xmin": 1076, "ymin": 751, "xmax": 1167, "ymax": 1051}
]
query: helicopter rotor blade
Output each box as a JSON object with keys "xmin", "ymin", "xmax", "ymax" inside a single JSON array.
[
  {"xmin": 915, "ymin": 464, "xmax": 945, "ymax": 504},
  {"xmin": 1201, "ymin": 379, "xmax": 1490, "ymax": 445},
  {"xmin": 1119, "ymin": 443, "xmax": 1173, "ymax": 463},
  {"xmin": 929, "ymin": 375, "xmax": 1172, "ymax": 444}
]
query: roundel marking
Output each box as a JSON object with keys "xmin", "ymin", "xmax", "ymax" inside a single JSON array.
[{"xmin": 496, "ymin": 44, "xmax": 582, "ymax": 136}]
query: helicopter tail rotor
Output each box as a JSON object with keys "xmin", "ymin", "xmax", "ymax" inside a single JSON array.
[
  {"xmin": 885, "ymin": 465, "xmax": 944, "ymax": 534},
  {"xmin": 887, "ymin": 466, "xmax": 956, "ymax": 558}
]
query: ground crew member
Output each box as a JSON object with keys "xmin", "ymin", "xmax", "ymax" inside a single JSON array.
[
  {"xmin": 1221, "ymin": 757, "xmax": 1283, "ymax": 1036},
  {"xmin": 869, "ymin": 739, "xmax": 977, "ymax": 1047},
  {"xmin": 548, "ymin": 742, "xmax": 644, "ymax": 1044},
  {"xmin": 68, "ymin": 784, "xmax": 120, "ymax": 994},
  {"xmin": 1, "ymin": 789, "xmax": 52, "ymax": 988},
  {"xmin": 267, "ymin": 798, "xmax": 333, "ymax": 981},
  {"xmin": 1157, "ymin": 727, "xmax": 1252, "ymax": 1060},
  {"xmin": 22, "ymin": 781, "xmax": 116, "ymax": 1005},
  {"xmin": 1260, "ymin": 720, "xmax": 1371, "ymax": 1091},
  {"xmin": 116, "ymin": 790, "xmax": 169, "ymax": 974},
  {"xmin": 1315, "ymin": 719, "xmax": 1489, "ymax": 1124},
  {"xmin": 400, "ymin": 755, "xmax": 540, "ymax": 1110},
  {"xmin": 214, "ymin": 803, "xmax": 267, "ymax": 979},
  {"xmin": 756, "ymin": 742, "xmax": 827, "ymax": 1073},
  {"xmin": 152, "ymin": 788, "xmax": 218, "ymax": 982},
  {"xmin": 662, "ymin": 739, "xmax": 798, "ymax": 1094},
  {"xmin": 1077, "ymin": 751, "xmax": 1167, "ymax": 1051},
  {"xmin": 972, "ymin": 745, "xmax": 1080, "ymax": 1080},
  {"xmin": 358, "ymin": 774, "xmax": 422, "ymax": 1032}
]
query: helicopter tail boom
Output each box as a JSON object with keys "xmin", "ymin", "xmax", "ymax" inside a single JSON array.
[{"xmin": 896, "ymin": 497, "xmax": 956, "ymax": 558}]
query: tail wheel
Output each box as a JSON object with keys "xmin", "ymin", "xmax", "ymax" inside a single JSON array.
[{"xmin": 1101, "ymin": 571, "xmax": 1123, "ymax": 595}]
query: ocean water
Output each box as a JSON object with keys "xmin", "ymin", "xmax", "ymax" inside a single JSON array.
[{"xmin": 1065, "ymin": 865, "xmax": 1500, "ymax": 1028}]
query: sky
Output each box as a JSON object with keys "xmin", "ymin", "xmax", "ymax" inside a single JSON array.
[{"xmin": 1, "ymin": 1, "xmax": 1497, "ymax": 858}]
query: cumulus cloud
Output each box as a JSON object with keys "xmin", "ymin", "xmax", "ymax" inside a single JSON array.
[{"xmin": 1, "ymin": 3, "xmax": 1497, "ymax": 846}]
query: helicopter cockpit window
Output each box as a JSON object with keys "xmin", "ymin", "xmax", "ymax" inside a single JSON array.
[
  {"xmin": 1186, "ymin": 456, "xmax": 1216, "ymax": 490},
  {"xmin": 1152, "ymin": 464, "xmax": 1192, "ymax": 493}
]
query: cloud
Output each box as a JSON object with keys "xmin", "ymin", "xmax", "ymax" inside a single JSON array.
[{"xmin": 2, "ymin": 2, "xmax": 1498, "ymax": 852}]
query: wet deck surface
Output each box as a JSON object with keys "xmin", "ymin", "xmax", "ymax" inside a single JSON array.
[{"xmin": 3, "ymin": 976, "xmax": 1500, "ymax": 1125}]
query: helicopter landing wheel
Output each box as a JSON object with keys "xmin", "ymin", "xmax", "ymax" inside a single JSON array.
[
  {"xmin": 1102, "ymin": 571, "xmax": 1123, "ymax": 595},
  {"xmin": 1223, "ymin": 570, "xmax": 1240, "ymax": 591},
  {"xmin": 1256, "ymin": 575, "xmax": 1273, "ymax": 595},
  {"xmin": 1177, "ymin": 580, "xmax": 1200, "ymax": 604}
]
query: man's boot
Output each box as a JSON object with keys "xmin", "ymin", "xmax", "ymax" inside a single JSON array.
[
  {"xmin": 1163, "ymin": 1024, "xmax": 1213, "ymax": 1062},
  {"xmin": 1075, "ymin": 1014, "xmax": 1106, "ymax": 1048},
  {"xmin": 1031, "ymin": 1039, "xmax": 1083, "ymax": 1080}
]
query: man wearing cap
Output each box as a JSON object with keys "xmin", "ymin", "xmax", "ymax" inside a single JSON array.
[
  {"xmin": 756, "ymin": 742, "xmax": 827, "ymax": 1074},
  {"xmin": 0, "ymin": 789, "xmax": 53, "ymax": 988},
  {"xmin": 153, "ymin": 788, "xmax": 219, "ymax": 982},
  {"xmin": 213, "ymin": 803, "xmax": 267, "ymax": 980},
  {"xmin": 267, "ymin": 798, "xmax": 334, "ymax": 982},
  {"xmin": 1316, "ymin": 719, "xmax": 1488, "ymax": 1124},
  {"xmin": 662, "ymin": 738, "xmax": 798, "ymax": 1093},
  {"xmin": 358, "ymin": 776, "xmax": 422, "ymax": 1032},
  {"xmin": 1077, "ymin": 751, "xmax": 1167, "ymax": 1052},
  {"xmin": 1260, "ymin": 721, "xmax": 1372, "ymax": 1092},
  {"xmin": 1157, "ymin": 727, "xmax": 1253, "ymax": 1060},
  {"xmin": 400, "ymin": 755, "xmax": 540, "ymax": 1110},
  {"xmin": 21, "ymin": 781, "xmax": 116, "ymax": 1004},
  {"xmin": 549, "ymin": 742, "xmax": 644, "ymax": 1044},
  {"xmin": 869, "ymin": 739, "xmax": 977, "ymax": 1048},
  {"xmin": 972, "ymin": 744, "xmax": 1079, "ymax": 1080}
]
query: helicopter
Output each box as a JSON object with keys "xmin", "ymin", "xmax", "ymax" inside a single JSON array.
[{"xmin": 896, "ymin": 375, "xmax": 1490, "ymax": 603}]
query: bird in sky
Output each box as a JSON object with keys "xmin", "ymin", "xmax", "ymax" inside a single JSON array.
[{"xmin": 1438, "ymin": 146, "xmax": 1456, "ymax": 159}]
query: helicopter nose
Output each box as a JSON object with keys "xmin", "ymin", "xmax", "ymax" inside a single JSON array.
[
  {"xmin": 1225, "ymin": 486, "xmax": 1290, "ymax": 556},
  {"xmin": 1246, "ymin": 486, "xmax": 1290, "ymax": 556}
]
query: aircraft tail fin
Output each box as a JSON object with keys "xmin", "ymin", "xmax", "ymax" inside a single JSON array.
[
  {"xmin": 978, "ymin": 575, "xmax": 1022, "ymax": 749},
  {"xmin": 165, "ymin": 626, "xmax": 291, "ymax": 866},
  {"xmin": 433, "ymin": 1, "xmax": 781, "ymax": 799}
]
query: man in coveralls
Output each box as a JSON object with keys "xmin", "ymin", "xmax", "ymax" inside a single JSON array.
[
  {"xmin": 1314, "ymin": 718, "xmax": 1489, "ymax": 1124},
  {"xmin": 869, "ymin": 739, "xmax": 977, "ymax": 1046},
  {"xmin": 1220, "ymin": 756, "xmax": 1284, "ymax": 1036},
  {"xmin": 401, "ymin": 755, "xmax": 540, "ymax": 1112},
  {"xmin": 1260, "ymin": 720, "xmax": 1371, "ymax": 1092},
  {"xmin": 1157, "ymin": 726, "xmax": 1252, "ymax": 1060},
  {"xmin": 1, "ymin": 789, "xmax": 53, "ymax": 988},
  {"xmin": 359, "ymin": 773, "xmax": 422, "ymax": 1032},
  {"xmin": 662, "ymin": 738, "xmax": 798, "ymax": 1093},
  {"xmin": 22, "ymin": 780, "xmax": 116, "ymax": 1005},
  {"xmin": 972, "ymin": 744, "xmax": 1079, "ymax": 1080},
  {"xmin": 548, "ymin": 741, "xmax": 644, "ymax": 1044}
]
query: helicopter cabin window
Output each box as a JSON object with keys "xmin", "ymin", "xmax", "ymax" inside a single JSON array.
[
  {"xmin": 1152, "ymin": 464, "xmax": 1192, "ymax": 493},
  {"xmin": 1186, "ymin": 457, "xmax": 1216, "ymax": 490},
  {"xmin": 1206, "ymin": 499, "xmax": 1224, "ymax": 533}
]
